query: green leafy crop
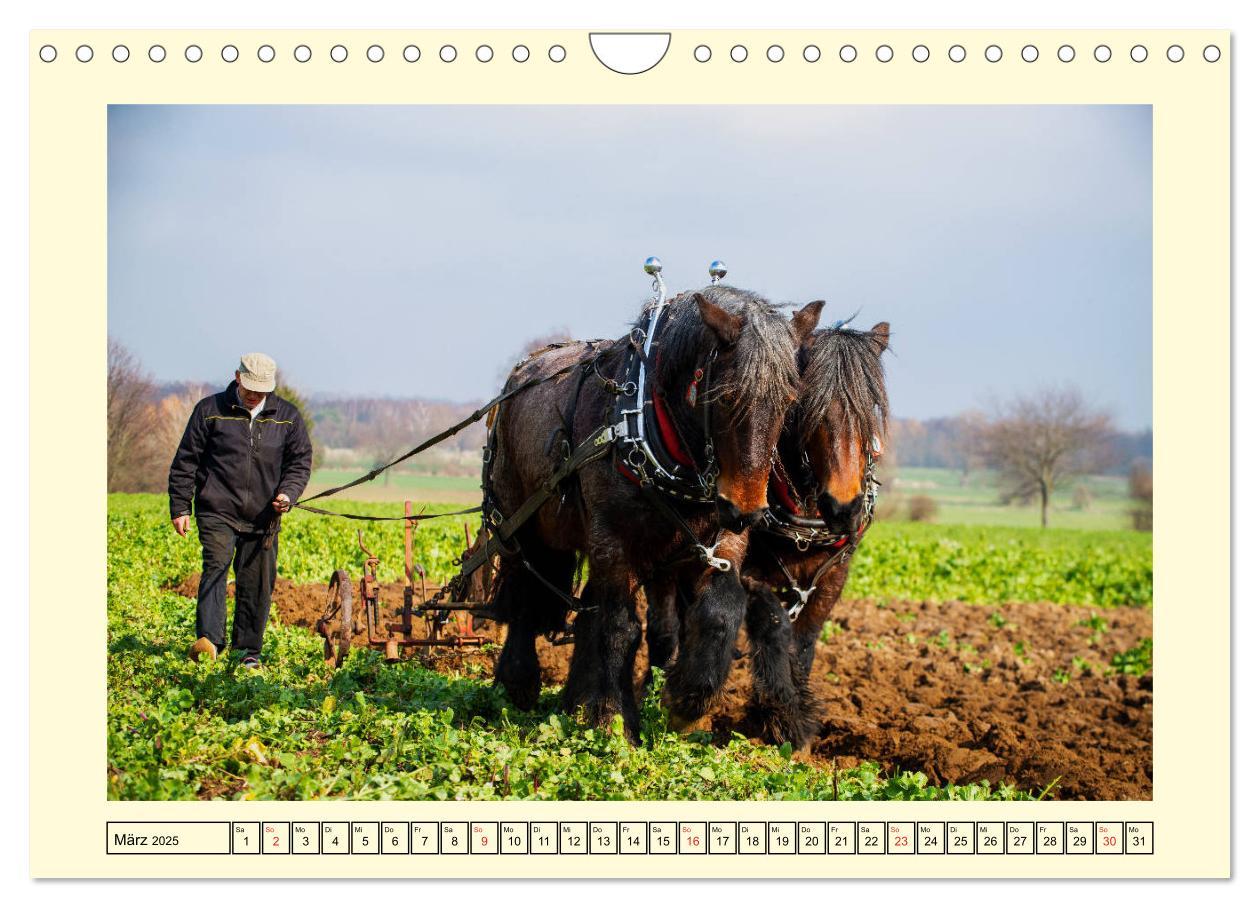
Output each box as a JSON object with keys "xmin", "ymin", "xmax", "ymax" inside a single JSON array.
[
  {"xmin": 107, "ymin": 494, "xmax": 1036, "ymax": 802},
  {"xmin": 847, "ymin": 522, "xmax": 1152, "ymax": 607}
]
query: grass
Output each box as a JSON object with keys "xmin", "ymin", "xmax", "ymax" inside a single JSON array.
[
  {"xmin": 888, "ymin": 467, "xmax": 1139, "ymax": 531},
  {"xmin": 847, "ymin": 522, "xmax": 1151, "ymax": 608},
  {"xmin": 109, "ymin": 490, "xmax": 1153, "ymax": 608},
  {"xmin": 107, "ymin": 494, "xmax": 1035, "ymax": 802},
  {"xmin": 307, "ymin": 469, "xmax": 481, "ymax": 504},
  {"xmin": 311, "ymin": 465, "xmax": 1144, "ymax": 530}
]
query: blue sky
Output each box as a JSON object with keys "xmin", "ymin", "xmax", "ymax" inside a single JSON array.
[{"xmin": 108, "ymin": 104, "xmax": 1152, "ymax": 429}]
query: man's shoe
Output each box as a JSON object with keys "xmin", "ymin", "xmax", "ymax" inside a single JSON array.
[
  {"xmin": 189, "ymin": 637, "xmax": 218, "ymax": 661},
  {"xmin": 240, "ymin": 656, "xmax": 263, "ymax": 671}
]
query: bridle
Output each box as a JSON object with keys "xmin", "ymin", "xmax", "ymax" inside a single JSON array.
[
  {"xmin": 759, "ymin": 417, "xmax": 883, "ymax": 622},
  {"xmin": 764, "ymin": 440, "xmax": 880, "ymax": 550}
]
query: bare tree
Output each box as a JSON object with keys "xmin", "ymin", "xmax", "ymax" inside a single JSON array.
[
  {"xmin": 107, "ymin": 339, "xmax": 166, "ymax": 492},
  {"xmin": 152, "ymin": 385, "xmax": 209, "ymax": 473},
  {"xmin": 973, "ymin": 387, "xmax": 1115, "ymax": 528}
]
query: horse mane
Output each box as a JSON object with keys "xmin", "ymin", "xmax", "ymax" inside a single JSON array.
[
  {"xmin": 797, "ymin": 326, "xmax": 890, "ymax": 447},
  {"xmin": 647, "ymin": 286, "xmax": 799, "ymax": 424}
]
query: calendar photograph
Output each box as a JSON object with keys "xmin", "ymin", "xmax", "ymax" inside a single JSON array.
[{"xmin": 105, "ymin": 101, "xmax": 1154, "ymax": 803}]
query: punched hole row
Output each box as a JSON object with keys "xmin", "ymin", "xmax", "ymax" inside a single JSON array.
[
  {"xmin": 697, "ymin": 42, "xmax": 1220, "ymax": 64},
  {"xmin": 38, "ymin": 43, "xmax": 568, "ymax": 64},
  {"xmin": 38, "ymin": 41, "xmax": 1224, "ymax": 66}
]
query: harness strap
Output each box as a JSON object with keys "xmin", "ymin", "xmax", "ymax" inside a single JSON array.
[
  {"xmin": 638, "ymin": 483, "xmax": 732, "ymax": 573},
  {"xmin": 297, "ymin": 351, "xmax": 601, "ymax": 508},
  {"xmin": 518, "ymin": 552, "xmax": 597, "ymax": 614},
  {"xmin": 460, "ymin": 422, "xmax": 615, "ymax": 580},
  {"xmin": 769, "ymin": 460, "xmax": 801, "ymax": 515},
  {"xmin": 771, "ymin": 543, "xmax": 854, "ymax": 622}
]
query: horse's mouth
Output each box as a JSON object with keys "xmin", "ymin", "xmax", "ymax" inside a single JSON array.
[
  {"xmin": 716, "ymin": 496, "xmax": 768, "ymax": 533},
  {"xmin": 818, "ymin": 492, "xmax": 864, "ymax": 536}
]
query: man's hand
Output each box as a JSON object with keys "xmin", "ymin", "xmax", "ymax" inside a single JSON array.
[
  {"xmin": 272, "ymin": 492, "xmax": 291, "ymax": 513},
  {"xmin": 172, "ymin": 515, "xmax": 191, "ymax": 537}
]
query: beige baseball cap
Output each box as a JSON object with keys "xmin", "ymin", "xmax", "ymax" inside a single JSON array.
[{"xmin": 237, "ymin": 352, "xmax": 277, "ymax": 393}]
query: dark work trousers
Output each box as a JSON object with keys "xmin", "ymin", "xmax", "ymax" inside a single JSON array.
[{"xmin": 195, "ymin": 514, "xmax": 278, "ymax": 659}]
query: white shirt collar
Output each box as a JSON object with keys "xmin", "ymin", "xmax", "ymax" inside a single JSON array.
[{"xmin": 236, "ymin": 388, "xmax": 267, "ymax": 420}]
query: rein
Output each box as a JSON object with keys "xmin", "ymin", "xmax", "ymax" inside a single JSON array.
[{"xmin": 292, "ymin": 345, "xmax": 605, "ymax": 519}]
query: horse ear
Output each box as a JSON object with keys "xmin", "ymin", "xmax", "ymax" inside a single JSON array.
[
  {"xmin": 791, "ymin": 300, "xmax": 826, "ymax": 344},
  {"xmin": 870, "ymin": 322, "xmax": 891, "ymax": 353},
  {"xmin": 695, "ymin": 293, "xmax": 743, "ymax": 346}
]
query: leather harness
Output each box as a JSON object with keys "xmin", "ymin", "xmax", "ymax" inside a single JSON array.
[{"xmin": 757, "ymin": 439, "xmax": 881, "ymax": 622}]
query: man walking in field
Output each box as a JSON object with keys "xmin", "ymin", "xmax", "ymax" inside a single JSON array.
[{"xmin": 168, "ymin": 353, "xmax": 313, "ymax": 669}]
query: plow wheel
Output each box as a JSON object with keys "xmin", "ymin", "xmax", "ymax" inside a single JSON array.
[{"xmin": 319, "ymin": 569, "xmax": 355, "ymax": 667}]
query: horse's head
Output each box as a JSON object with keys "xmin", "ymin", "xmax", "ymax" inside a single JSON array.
[
  {"xmin": 654, "ymin": 289, "xmax": 822, "ymax": 531},
  {"xmin": 793, "ymin": 321, "xmax": 891, "ymax": 537}
]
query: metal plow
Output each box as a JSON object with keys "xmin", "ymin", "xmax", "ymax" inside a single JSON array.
[{"xmin": 317, "ymin": 500, "xmax": 496, "ymax": 667}]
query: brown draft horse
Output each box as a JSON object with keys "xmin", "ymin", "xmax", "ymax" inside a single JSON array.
[
  {"xmin": 484, "ymin": 287, "xmax": 821, "ymax": 741},
  {"xmin": 646, "ymin": 320, "xmax": 891, "ymax": 748}
]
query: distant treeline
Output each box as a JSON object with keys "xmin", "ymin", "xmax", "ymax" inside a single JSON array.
[
  {"xmin": 153, "ymin": 382, "xmax": 1150, "ymax": 477},
  {"xmin": 155, "ymin": 383, "xmax": 486, "ymax": 465},
  {"xmin": 306, "ymin": 395, "xmax": 485, "ymax": 454},
  {"xmin": 891, "ymin": 415, "xmax": 1151, "ymax": 476}
]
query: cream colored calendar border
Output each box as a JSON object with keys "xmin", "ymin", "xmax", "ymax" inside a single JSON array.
[{"xmin": 29, "ymin": 29, "xmax": 1229, "ymax": 879}]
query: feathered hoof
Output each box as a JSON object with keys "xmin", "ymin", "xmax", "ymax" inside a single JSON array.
[
  {"xmin": 667, "ymin": 712, "xmax": 713, "ymax": 735},
  {"xmin": 743, "ymin": 698, "xmax": 821, "ymax": 752},
  {"xmin": 494, "ymin": 662, "xmax": 541, "ymax": 712}
]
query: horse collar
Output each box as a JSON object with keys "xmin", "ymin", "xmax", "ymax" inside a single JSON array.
[{"xmin": 611, "ymin": 307, "xmax": 720, "ymax": 503}]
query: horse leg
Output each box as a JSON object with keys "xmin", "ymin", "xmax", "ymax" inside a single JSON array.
[
  {"xmin": 492, "ymin": 546, "xmax": 575, "ymax": 711},
  {"xmin": 563, "ymin": 561, "xmax": 642, "ymax": 742},
  {"xmin": 644, "ymin": 579, "xmax": 679, "ymax": 671},
  {"xmin": 663, "ymin": 568, "xmax": 747, "ymax": 730},
  {"xmin": 744, "ymin": 580, "xmax": 820, "ymax": 749},
  {"xmin": 793, "ymin": 623, "xmax": 823, "ymax": 679}
]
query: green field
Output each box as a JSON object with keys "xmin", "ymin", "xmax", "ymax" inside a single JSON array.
[
  {"xmin": 306, "ymin": 469, "xmax": 482, "ymax": 504},
  {"xmin": 307, "ymin": 465, "xmax": 1144, "ymax": 531},
  {"xmin": 887, "ymin": 467, "xmax": 1140, "ymax": 531},
  {"xmin": 106, "ymin": 494, "xmax": 1150, "ymax": 800}
]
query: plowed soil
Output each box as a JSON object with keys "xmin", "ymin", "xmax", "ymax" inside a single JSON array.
[{"xmin": 175, "ymin": 575, "xmax": 1152, "ymax": 799}]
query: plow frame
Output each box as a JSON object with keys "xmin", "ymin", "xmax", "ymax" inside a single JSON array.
[{"xmin": 318, "ymin": 500, "xmax": 494, "ymax": 666}]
